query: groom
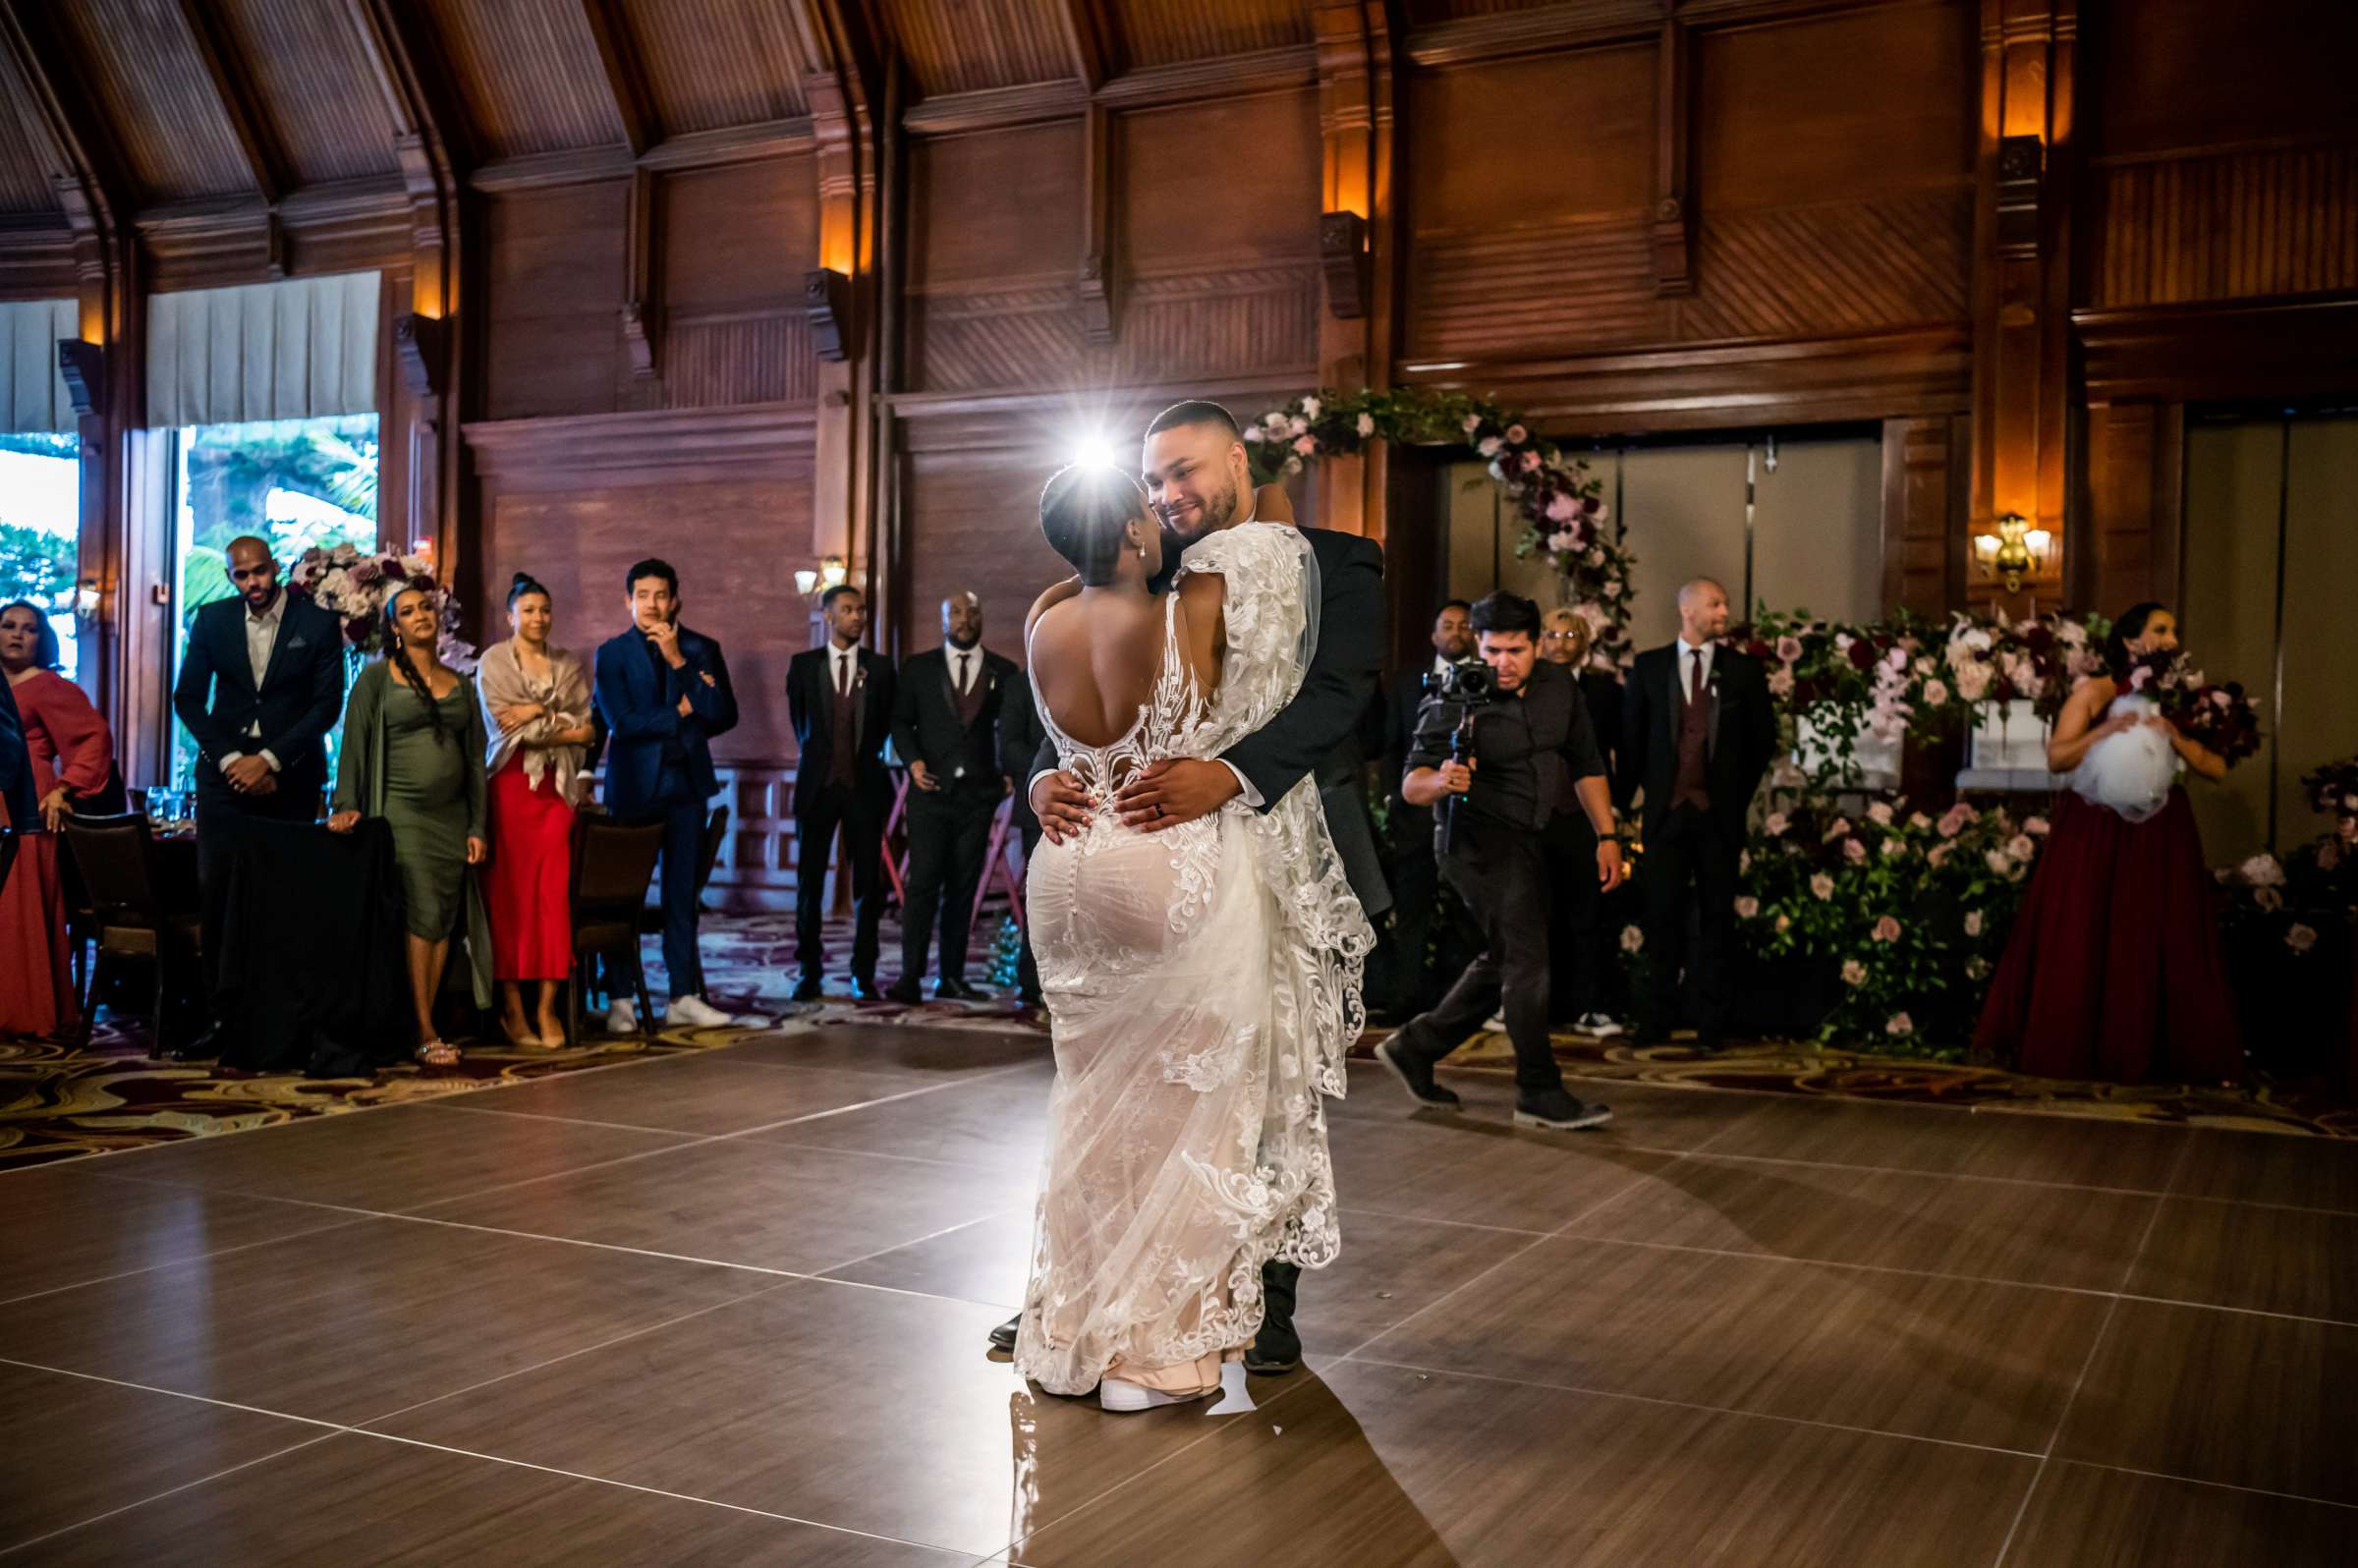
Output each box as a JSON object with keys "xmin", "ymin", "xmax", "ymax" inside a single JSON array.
[{"xmin": 987, "ymin": 398, "xmax": 1388, "ymax": 1376}]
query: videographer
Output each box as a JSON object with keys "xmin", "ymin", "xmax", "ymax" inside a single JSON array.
[{"xmin": 1375, "ymin": 591, "xmax": 1625, "ymax": 1131}]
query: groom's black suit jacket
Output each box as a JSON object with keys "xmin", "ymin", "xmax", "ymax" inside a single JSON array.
[{"xmin": 1028, "ymin": 523, "xmax": 1387, "ymax": 889}]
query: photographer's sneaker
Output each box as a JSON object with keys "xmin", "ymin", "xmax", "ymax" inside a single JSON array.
[
  {"xmin": 666, "ymin": 994, "xmax": 732, "ymax": 1029},
  {"xmin": 1483, "ymin": 1011, "xmax": 1506, "ymax": 1032},
  {"xmin": 1513, "ymin": 1089, "xmax": 1613, "ymax": 1131},
  {"xmin": 1575, "ymin": 1012, "xmax": 1625, "ymax": 1039},
  {"xmin": 1375, "ymin": 1035, "xmax": 1462, "ymax": 1111},
  {"xmin": 604, "ymin": 997, "xmax": 638, "ymax": 1035}
]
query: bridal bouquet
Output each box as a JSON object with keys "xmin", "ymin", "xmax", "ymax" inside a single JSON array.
[
  {"xmin": 2118, "ymin": 649, "xmax": 2262, "ymax": 768},
  {"xmin": 290, "ymin": 543, "xmax": 477, "ymax": 668}
]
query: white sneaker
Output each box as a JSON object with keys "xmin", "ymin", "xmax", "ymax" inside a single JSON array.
[
  {"xmin": 1578, "ymin": 1013, "xmax": 1625, "ymax": 1039},
  {"xmin": 605, "ymin": 997, "xmax": 638, "ymax": 1035},
  {"xmin": 666, "ymin": 994, "xmax": 732, "ymax": 1029},
  {"xmin": 729, "ymin": 1012, "xmax": 773, "ymax": 1030},
  {"xmin": 1098, "ymin": 1377, "xmax": 1217, "ymax": 1413},
  {"xmin": 1483, "ymin": 1012, "xmax": 1507, "ymax": 1032}
]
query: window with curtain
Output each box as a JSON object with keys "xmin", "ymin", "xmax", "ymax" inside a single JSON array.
[{"xmin": 1, "ymin": 299, "xmax": 83, "ymax": 679}]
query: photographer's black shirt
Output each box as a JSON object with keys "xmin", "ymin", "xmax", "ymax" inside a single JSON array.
[{"xmin": 1404, "ymin": 660, "xmax": 1607, "ymax": 834}]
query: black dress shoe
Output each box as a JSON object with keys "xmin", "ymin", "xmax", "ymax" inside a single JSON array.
[
  {"xmin": 851, "ymin": 976, "xmax": 884, "ymax": 1001},
  {"xmin": 1513, "ymin": 1089, "xmax": 1613, "ymax": 1131},
  {"xmin": 791, "ymin": 976, "xmax": 823, "ymax": 1002},
  {"xmin": 884, "ymin": 978, "xmax": 924, "ymax": 1005},
  {"xmin": 1243, "ymin": 1343, "xmax": 1301, "ymax": 1376},
  {"xmin": 1374, "ymin": 1035, "xmax": 1461, "ymax": 1110},
  {"xmin": 934, "ymin": 978, "xmax": 981, "ymax": 1001},
  {"xmin": 987, "ymin": 1313, "xmax": 1020, "ymax": 1353},
  {"xmin": 160, "ymin": 1027, "xmax": 223, "ymax": 1062}
]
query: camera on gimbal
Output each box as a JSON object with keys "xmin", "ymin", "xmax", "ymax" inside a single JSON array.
[
  {"xmin": 1422, "ymin": 657, "xmax": 1500, "ymax": 706},
  {"xmin": 1418, "ymin": 658, "xmax": 1505, "ymax": 856}
]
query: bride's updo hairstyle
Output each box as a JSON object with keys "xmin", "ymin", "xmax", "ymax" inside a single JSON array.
[
  {"xmin": 1039, "ymin": 463, "xmax": 1151, "ymax": 586},
  {"xmin": 2104, "ymin": 601, "xmax": 2166, "ymax": 675}
]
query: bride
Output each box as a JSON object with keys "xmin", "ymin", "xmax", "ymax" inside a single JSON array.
[{"xmin": 1013, "ymin": 463, "xmax": 1369, "ymax": 1413}]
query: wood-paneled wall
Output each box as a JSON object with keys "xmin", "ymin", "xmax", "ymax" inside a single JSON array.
[{"xmin": 11, "ymin": 0, "xmax": 2358, "ymax": 875}]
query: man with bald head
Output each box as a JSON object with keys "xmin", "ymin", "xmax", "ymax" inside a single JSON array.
[
  {"xmin": 1621, "ymin": 577, "xmax": 1776, "ymax": 1050},
  {"xmin": 171, "ymin": 534, "xmax": 348, "ymax": 1054},
  {"xmin": 887, "ymin": 588, "xmax": 1018, "ymax": 1002}
]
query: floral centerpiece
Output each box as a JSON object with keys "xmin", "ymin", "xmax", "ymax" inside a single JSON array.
[
  {"xmin": 1941, "ymin": 609, "xmax": 2108, "ymax": 721},
  {"xmin": 1240, "ymin": 386, "xmax": 1637, "ymax": 667},
  {"xmin": 2306, "ymin": 756, "xmax": 2358, "ymax": 846},
  {"xmin": 289, "ymin": 542, "xmax": 476, "ymax": 669}
]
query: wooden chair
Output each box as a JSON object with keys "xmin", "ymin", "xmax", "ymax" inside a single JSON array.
[
  {"xmin": 570, "ymin": 816, "xmax": 666, "ymax": 1047},
  {"xmin": 61, "ymin": 813, "xmax": 200, "ymax": 1053}
]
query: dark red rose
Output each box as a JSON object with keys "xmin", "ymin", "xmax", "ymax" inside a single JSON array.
[{"xmin": 1846, "ymin": 640, "xmax": 1877, "ymax": 670}]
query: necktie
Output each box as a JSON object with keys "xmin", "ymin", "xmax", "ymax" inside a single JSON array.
[
  {"xmin": 1688, "ymin": 649, "xmax": 1705, "ymax": 704},
  {"xmin": 836, "ymin": 651, "xmax": 849, "ymax": 698},
  {"xmin": 956, "ymin": 653, "xmax": 970, "ymax": 695}
]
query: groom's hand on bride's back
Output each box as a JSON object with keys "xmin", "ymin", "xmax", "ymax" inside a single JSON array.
[
  {"xmin": 1032, "ymin": 769, "xmax": 1091, "ymax": 844},
  {"xmin": 1117, "ymin": 758, "xmax": 1240, "ymax": 831}
]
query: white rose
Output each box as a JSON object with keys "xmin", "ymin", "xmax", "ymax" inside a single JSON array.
[
  {"xmin": 1300, "ymin": 396, "xmax": 1321, "ymax": 419},
  {"xmin": 1357, "ymin": 413, "xmax": 1375, "ymax": 437}
]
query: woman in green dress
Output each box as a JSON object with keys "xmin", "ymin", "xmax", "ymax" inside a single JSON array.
[{"xmin": 327, "ymin": 586, "xmax": 490, "ymax": 1066}]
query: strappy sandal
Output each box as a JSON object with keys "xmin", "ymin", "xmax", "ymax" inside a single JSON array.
[{"xmin": 415, "ymin": 1039, "xmax": 461, "ymax": 1067}]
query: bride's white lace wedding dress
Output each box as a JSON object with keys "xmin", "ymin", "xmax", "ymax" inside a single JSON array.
[{"xmin": 1013, "ymin": 522, "xmax": 1373, "ymax": 1398}]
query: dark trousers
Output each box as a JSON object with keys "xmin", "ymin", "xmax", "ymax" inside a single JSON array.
[
  {"xmin": 196, "ymin": 775, "xmax": 320, "ymax": 1009},
  {"xmin": 900, "ymin": 783, "xmax": 998, "ymax": 983},
  {"xmin": 795, "ymin": 780, "xmax": 885, "ymax": 982},
  {"xmin": 647, "ymin": 783, "xmax": 708, "ymax": 998},
  {"xmin": 1013, "ymin": 810, "xmax": 1043, "ymax": 1001},
  {"xmin": 1394, "ymin": 826, "xmax": 1565, "ymax": 1096},
  {"xmin": 1544, "ymin": 816, "xmax": 1611, "ymax": 1022},
  {"xmin": 1643, "ymin": 804, "xmax": 1739, "ymax": 1039},
  {"xmin": 1383, "ymin": 806, "xmax": 1441, "ymax": 1016}
]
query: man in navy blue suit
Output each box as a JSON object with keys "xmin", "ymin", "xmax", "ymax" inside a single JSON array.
[
  {"xmin": 592, "ymin": 557, "xmax": 740, "ymax": 1032},
  {"xmin": 171, "ymin": 534, "xmax": 348, "ymax": 1056}
]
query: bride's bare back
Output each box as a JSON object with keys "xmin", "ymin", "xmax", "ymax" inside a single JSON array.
[{"xmin": 1027, "ymin": 574, "xmax": 1224, "ymax": 756}]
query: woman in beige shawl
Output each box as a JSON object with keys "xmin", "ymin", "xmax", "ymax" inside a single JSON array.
[{"xmin": 477, "ymin": 572, "xmax": 594, "ymax": 1045}]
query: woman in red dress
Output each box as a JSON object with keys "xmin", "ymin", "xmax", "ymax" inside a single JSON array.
[
  {"xmin": 1976, "ymin": 603, "xmax": 2245, "ymax": 1085},
  {"xmin": 0, "ymin": 600, "xmax": 115, "ymax": 1037},
  {"xmin": 477, "ymin": 574, "xmax": 592, "ymax": 1046}
]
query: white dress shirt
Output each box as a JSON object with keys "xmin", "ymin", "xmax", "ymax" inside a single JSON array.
[
  {"xmin": 218, "ymin": 589, "xmax": 287, "ymax": 773},
  {"xmin": 1675, "ymin": 637, "xmax": 1715, "ymax": 702}
]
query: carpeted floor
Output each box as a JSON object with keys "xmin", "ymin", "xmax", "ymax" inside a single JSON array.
[{"xmin": 5, "ymin": 910, "xmax": 2349, "ymax": 1171}]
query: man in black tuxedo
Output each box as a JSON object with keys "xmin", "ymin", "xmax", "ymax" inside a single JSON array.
[
  {"xmin": 995, "ymin": 666, "xmax": 1046, "ymax": 1008},
  {"xmin": 171, "ymin": 535, "xmax": 347, "ymax": 1054},
  {"xmin": 1379, "ymin": 599, "xmax": 1474, "ymax": 1019},
  {"xmin": 786, "ymin": 585, "xmax": 895, "ymax": 1001},
  {"xmin": 1002, "ymin": 398, "xmax": 1386, "ymax": 1378},
  {"xmin": 888, "ymin": 590, "xmax": 1018, "ymax": 1003},
  {"xmin": 1620, "ymin": 578, "xmax": 1777, "ymax": 1050}
]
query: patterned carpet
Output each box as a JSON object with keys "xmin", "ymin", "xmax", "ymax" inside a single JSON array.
[{"xmin": 4, "ymin": 911, "xmax": 2349, "ymax": 1171}]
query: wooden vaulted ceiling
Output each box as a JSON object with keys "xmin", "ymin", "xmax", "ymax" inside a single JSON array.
[{"xmin": 0, "ymin": 0, "xmax": 1325, "ymax": 243}]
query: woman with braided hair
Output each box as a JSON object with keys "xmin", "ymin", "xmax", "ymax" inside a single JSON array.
[{"xmin": 328, "ymin": 585, "xmax": 489, "ymax": 1065}]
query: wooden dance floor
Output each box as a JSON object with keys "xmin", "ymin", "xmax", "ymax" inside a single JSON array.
[{"xmin": 3, "ymin": 1022, "xmax": 2351, "ymax": 1564}]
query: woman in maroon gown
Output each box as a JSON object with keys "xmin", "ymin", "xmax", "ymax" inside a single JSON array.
[
  {"xmin": 1976, "ymin": 603, "xmax": 2244, "ymax": 1085},
  {"xmin": 0, "ymin": 601, "xmax": 115, "ymax": 1037}
]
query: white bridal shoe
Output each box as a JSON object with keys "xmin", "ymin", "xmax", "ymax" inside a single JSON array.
[{"xmin": 1098, "ymin": 1378, "xmax": 1217, "ymax": 1414}]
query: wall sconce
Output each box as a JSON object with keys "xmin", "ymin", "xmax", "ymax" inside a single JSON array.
[
  {"xmin": 1973, "ymin": 513, "xmax": 2050, "ymax": 595},
  {"xmin": 795, "ymin": 556, "xmax": 849, "ymax": 598},
  {"xmin": 72, "ymin": 576, "xmax": 103, "ymax": 623},
  {"xmin": 1319, "ymin": 210, "xmax": 1370, "ymax": 320},
  {"xmin": 804, "ymin": 267, "xmax": 850, "ymax": 362},
  {"xmin": 392, "ymin": 313, "xmax": 445, "ymax": 397}
]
